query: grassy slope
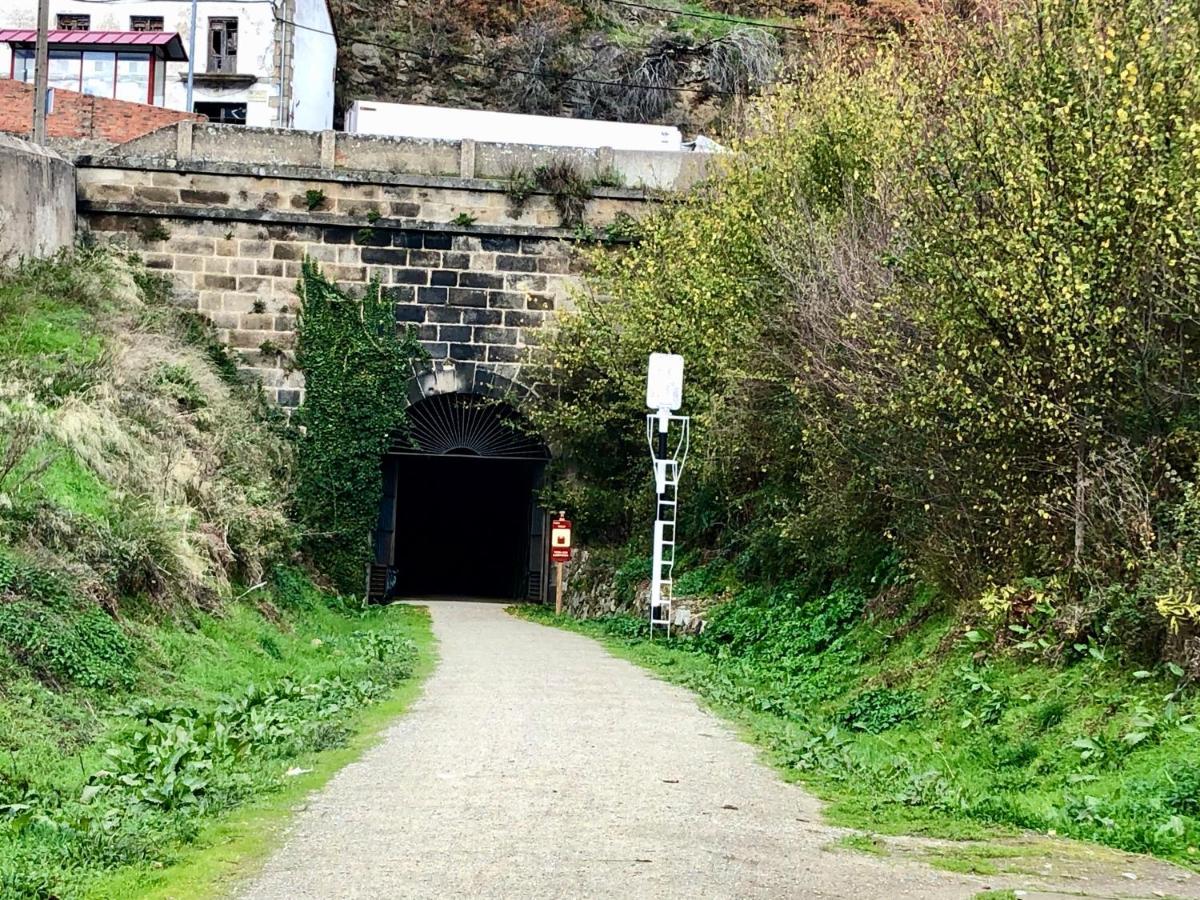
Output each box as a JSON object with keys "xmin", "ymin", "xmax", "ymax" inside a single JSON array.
[
  {"xmin": 0, "ymin": 253, "xmax": 434, "ymax": 898},
  {"xmin": 0, "ymin": 588, "xmax": 434, "ymax": 898},
  {"xmin": 83, "ymin": 602, "xmax": 436, "ymax": 900},
  {"xmin": 516, "ymin": 588, "xmax": 1200, "ymax": 869}
]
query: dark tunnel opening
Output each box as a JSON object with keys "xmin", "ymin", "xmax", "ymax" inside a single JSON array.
[
  {"xmin": 373, "ymin": 392, "xmax": 550, "ymax": 602},
  {"xmin": 389, "ymin": 453, "xmax": 542, "ymax": 599}
]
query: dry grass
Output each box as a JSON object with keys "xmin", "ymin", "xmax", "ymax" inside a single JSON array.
[{"xmin": 0, "ymin": 249, "xmax": 293, "ymax": 612}]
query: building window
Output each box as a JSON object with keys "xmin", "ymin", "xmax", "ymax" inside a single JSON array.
[
  {"xmin": 193, "ymin": 101, "xmax": 246, "ymax": 124},
  {"xmin": 130, "ymin": 16, "xmax": 164, "ymax": 32},
  {"xmin": 56, "ymin": 14, "xmax": 91, "ymax": 31},
  {"xmin": 206, "ymin": 18, "xmax": 238, "ymax": 73},
  {"xmin": 115, "ymin": 53, "xmax": 151, "ymax": 103},
  {"xmin": 9, "ymin": 46, "xmax": 158, "ymax": 104},
  {"xmin": 81, "ymin": 51, "xmax": 116, "ymax": 97},
  {"xmin": 12, "ymin": 49, "xmax": 34, "ymax": 82},
  {"xmin": 47, "ymin": 49, "xmax": 82, "ymax": 92}
]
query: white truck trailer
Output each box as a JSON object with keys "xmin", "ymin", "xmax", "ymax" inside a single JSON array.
[{"xmin": 344, "ymin": 101, "xmax": 683, "ymax": 152}]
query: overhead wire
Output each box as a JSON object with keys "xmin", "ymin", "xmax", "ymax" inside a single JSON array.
[{"xmin": 274, "ymin": 14, "xmax": 744, "ymax": 96}]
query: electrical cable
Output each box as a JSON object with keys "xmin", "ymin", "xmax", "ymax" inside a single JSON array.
[{"xmin": 274, "ymin": 14, "xmax": 744, "ymax": 96}]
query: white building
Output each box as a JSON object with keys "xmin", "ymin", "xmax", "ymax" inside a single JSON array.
[{"xmin": 0, "ymin": 0, "xmax": 336, "ymax": 130}]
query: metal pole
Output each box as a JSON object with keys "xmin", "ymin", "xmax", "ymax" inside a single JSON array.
[
  {"xmin": 185, "ymin": 0, "xmax": 199, "ymax": 112},
  {"xmin": 31, "ymin": 0, "xmax": 49, "ymax": 145},
  {"xmin": 555, "ymin": 562, "xmax": 563, "ymax": 615},
  {"xmin": 652, "ymin": 412, "xmax": 669, "ymax": 627}
]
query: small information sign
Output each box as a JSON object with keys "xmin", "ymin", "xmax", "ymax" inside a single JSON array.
[{"xmin": 550, "ymin": 518, "xmax": 572, "ymax": 563}]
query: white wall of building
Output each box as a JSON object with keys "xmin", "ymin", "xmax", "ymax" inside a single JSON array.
[
  {"xmin": 0, "ymin": 0, "xmax": 334, "ymax": 130},
  {"xmin": 289, "ymin": 0, "xmax": 335, "ymax": 131}
]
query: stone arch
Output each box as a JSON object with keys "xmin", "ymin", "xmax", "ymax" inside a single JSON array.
[{"xmin": 402, "ymin": 361, "xmax": 537, "ymax": 411}]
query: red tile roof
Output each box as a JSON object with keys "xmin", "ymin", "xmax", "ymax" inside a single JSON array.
[{"xmin": 0, "ymin": 30, "xmax": 188, "ymax": 61}]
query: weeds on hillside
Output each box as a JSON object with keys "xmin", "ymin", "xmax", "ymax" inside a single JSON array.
[
  {"xmin": 0, "ymin": 569, "xmax": 426, "ymax": 899},
  {"xmin": 0, "ymin": 250, "xmax": 416, "ymax": 896},
  {"xmin": 519, "ymin": 562, "xmax": 1200, "ymax": 866},
  {"xmin": 0, "ymin": 249, "xmax": 292, "ymax": 613}
]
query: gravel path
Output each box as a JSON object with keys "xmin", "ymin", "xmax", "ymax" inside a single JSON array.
[{"xmin": 239, "ymin": 600, "xmax": 990, "ymax": 899}]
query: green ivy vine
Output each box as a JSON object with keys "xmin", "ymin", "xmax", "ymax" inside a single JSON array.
[{"xmin": 294, "ymin": 260, "xmax": 422, "ymax": 593}]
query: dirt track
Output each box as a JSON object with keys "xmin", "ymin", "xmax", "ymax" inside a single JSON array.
[{"xmin": 239, "ymin": 601, "xmax": 1197, "ymax": 899}]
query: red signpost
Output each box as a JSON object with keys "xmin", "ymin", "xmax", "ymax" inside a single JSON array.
[{"xmin": 550, "ymin": 515, "xmax": 571, "ymax": 613}]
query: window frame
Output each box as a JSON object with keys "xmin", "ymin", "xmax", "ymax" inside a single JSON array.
[
  {"xmin": 7, "ymin": 45, "xmax": 157, "ymax": 105},
  {"xmin": 55, "ymin": 13, "xmax": 91, "ymax": 31},
  {"xmin": 206, "ymin": 17, "xmax": 239, "ymax": 74},
  {"xmin": 193, "ymin": 100, "xmax": 248, "ymax": 124},
  {"xmin": 129, "ymin": 15, "xmax": 165, "ymax": 33},
  {"xmin": 114, "ymin": 51, "xmax": 155, "ymax": 105}
]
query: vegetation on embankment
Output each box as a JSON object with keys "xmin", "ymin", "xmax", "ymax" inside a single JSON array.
[
  {"xmin": 331, "ymin": 0, "xmax": 936, "ymax": 135},
  {"xmin": 518, "ymin": 571, "xmax": 1200, "ymax": 866},
  {"xmin": 2, "ymin": 581, "xmax": 430, "ymax": 899},
  {"xmin": 534, "ymin": 0, "xmax": 1200, "ymax": 671},
  {"xmin": 528, "ymin": 0, "xmax": 1200, "ymax": 864},
  {"xmin": 0, "ymin": 251, "xmax": 431, "ymax": 899}
]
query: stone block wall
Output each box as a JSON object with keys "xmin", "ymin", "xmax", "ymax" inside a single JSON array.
[{"xmin": 77, "ymin": 160, "xmax": 623, "ymax": 406}]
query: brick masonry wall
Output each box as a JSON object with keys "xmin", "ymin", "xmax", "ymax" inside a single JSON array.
[
  {"xmin": 0, "ymin": 80, "xmax": 204, "ymax": 145},
  {"xmin": 78, "ymin": 163, "xmax": 633, "ymax": 407}
]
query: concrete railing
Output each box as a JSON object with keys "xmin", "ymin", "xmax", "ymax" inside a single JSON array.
[
  {"xmin": 0, "ymin": 133, "xmax": 75, "ymax": 259},
  {"xmin": 98, "ymin": 122, "xmax": 715, "ymax": 192}
]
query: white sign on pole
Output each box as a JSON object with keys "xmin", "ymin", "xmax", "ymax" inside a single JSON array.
[
  {"xmin": 646, "ymin": 353, "xmax": 689, "ymax": 637},
  {"xmin": 646, "ymin": 353, "xmax": 684, "ymax": 412}
]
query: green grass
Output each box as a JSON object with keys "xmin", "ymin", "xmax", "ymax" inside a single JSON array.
[
  {"xmin": 828, "ymin": 832, "xmax": 886, "ymax": 856},
  {"xmin": 17, "ymin": 448, "xmax": 113, "ymax": 518},
  {"xmin": 0, "ymin": 579, "xmax": 435, "ymax": 899},
  {"xmin": 0, "ymin": 287, "xmax": 103, "ymax": 377},
  {"xmin": 85, "ymin": 603, "xmax": 437, "ymax": 900},
  {"xmin": 650, "ymin": 1, "xmax": 784, "ymax": 39},
  {"xmin": 0, "ymin": 249, "xmax": 429, "ymax": 898},
  {"xmin": 514, "ymin": 582, "xmax": 1200, "ymax": 869}
]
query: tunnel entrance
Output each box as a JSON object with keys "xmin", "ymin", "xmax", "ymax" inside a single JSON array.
[{"xmin": 369, "ymin": 392, "xmax": 549, "ymax": 602}]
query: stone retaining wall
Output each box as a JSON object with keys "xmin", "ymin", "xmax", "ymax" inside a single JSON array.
[
  {"xmin": 97, "ymin": 121, "xmax": 714, "ymax": 191},
  {"xmin": 78, "ymin": 160, "xmax": 629, "ymax": 406},
  {"xmin": 76, "ymin": 124, "xmax": 701, "ymax": 406},
  {"xmin": 0, "ymin": 133, "xmax": 75, "ymax": 260}
]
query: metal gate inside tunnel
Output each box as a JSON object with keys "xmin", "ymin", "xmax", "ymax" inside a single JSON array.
[{"xmin": 369, "ymin": 393, "xmax": 550, "ymax": 602}]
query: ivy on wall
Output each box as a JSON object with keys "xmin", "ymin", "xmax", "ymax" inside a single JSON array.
[{"xmin": 293, "ymin": 260, "xmax": 422, "ymax": 594}]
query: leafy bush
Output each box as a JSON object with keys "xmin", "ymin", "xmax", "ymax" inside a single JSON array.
[
  {"xmin": 533, "ymin": 0, "xmax": 1200, "ymax": 660},
  {"xmin": 696, "ymin": 582, "xmax": 864, "ymax": 661},
  {"xmin": 838, "ymin": 688, "xmax": 922, "ymax": 733},
  {"xmin": 0, "ymin": 595, "xmax": 424, "ymax": 899},
  {"xmin": 0, "ymin": 551, "xmax": 135, "ymax": 690},
  {"xmin": 293, "ymin": 261, "xmax": 422, "ymax": 593}
]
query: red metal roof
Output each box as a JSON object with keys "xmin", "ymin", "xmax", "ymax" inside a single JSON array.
[{"xmin": 0, "ymin": 30, "xmax": 188, "ymax": 61}]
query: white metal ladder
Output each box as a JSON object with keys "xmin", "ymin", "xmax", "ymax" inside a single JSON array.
[{"xmin": 650, "ymin": 458, "xmax": 680, "ymax": 636}]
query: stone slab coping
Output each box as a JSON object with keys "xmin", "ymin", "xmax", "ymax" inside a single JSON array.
[
  {"xmin": 74, "ymin": 155, "xmax": 663, "ymax": 202},
  {"xmin": 0, "ymin": 131, "xmax": 70, "ymax": 162},
  {"xmin": 77, "ymin": 199, "xmax": 633, "ymax": 243}
]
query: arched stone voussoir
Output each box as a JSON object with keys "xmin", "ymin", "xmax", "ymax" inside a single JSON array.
[{"xmin": 403, "ymin": 360, "xmax": 537, "ymax": 410}]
